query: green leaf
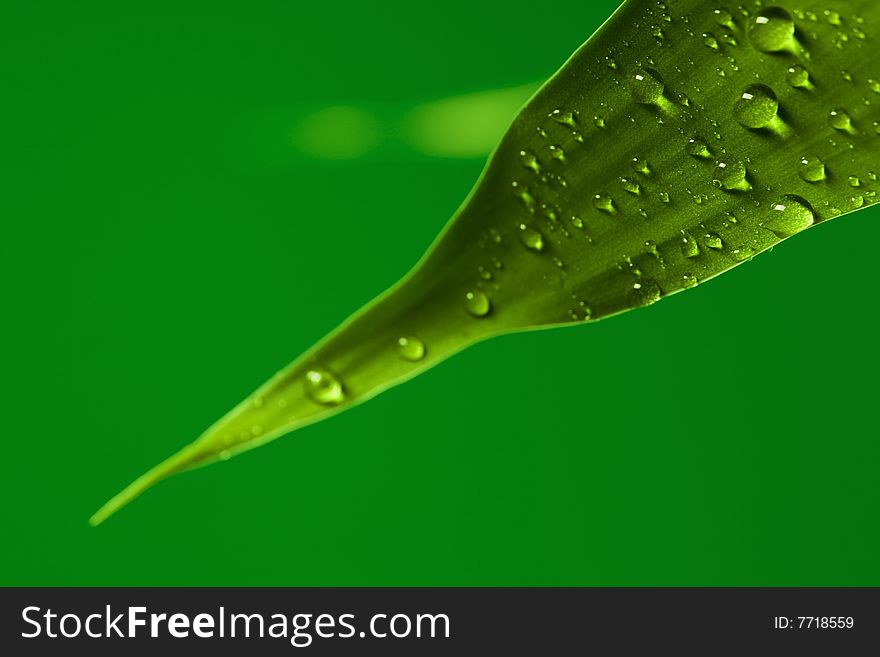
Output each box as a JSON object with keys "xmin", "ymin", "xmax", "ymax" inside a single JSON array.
[{"xmin": 90, "ymin": 0, "xmax": 880, "ymax": 525}]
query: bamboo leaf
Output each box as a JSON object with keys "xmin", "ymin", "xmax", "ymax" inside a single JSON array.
[{"xmin": 91, "ymin": 0, "xmax": 880, "ymax": 525}]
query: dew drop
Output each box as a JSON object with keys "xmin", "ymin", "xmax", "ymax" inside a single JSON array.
[
  {"xmin": 620, "ymin": 177, "xmax": 641, "ymax": 195},
  {"xmin": 681, "ymin": 273, "xmax": 698, "ymax": 289},
  {"xmin": 305, "ymin": 368, "xmax": 345, "ymax": 405},
  {"xmin": 786, "ymin": 65, "xmax": 811, "ymax": 88},
  {"xmin": 703, "ymin": 32, "xmax": 720, "ymax": 51},
  {"xmin": 593, "ymin": 193, "xmax": 616, "ymax": 213},
  {"xmin": 680, "ymin": 231, "xmax": 700, "ymax": 258},
  {"xmin": 704, "ymin": 233, "xmax": 724, "ymax": 250},
  {"xmin": 734, "ymin": 84, "xmax": 779, "ymax": 129},
  {"xmin": 629, "ymin": 279, "xmax": 662, "ymax": 307},
  {"xmin": 828, "ymin": 108, "xmax": 854, "ymax": 132},
  {"xmin": 570, "ymin": 215, "xmax": 584, "ymax": 229},
  {"xmin": 628, "ymin": 67, "xmax": 665, "ymax": 104},
  {"xmin": 517, "ymin": 223, "xmax": 544, "ymax": 252},
  {"xmin": 747, "ymin": 6, "xmax": 795, "ymax": 52},
  {"xmin": 686, "ymin": 137, "xmax": 712, "ymax": 159},
  {"xmin": 712, "ymin": 160, "xmax": 750, "ymax": 190},
  {"xmin": 550, "ymin": 109, "xmax": 578, "ymax": 127},
  {"xmin": 798, "ymin": 156, "xmax": 826, "ymax": 182},
  {"xmin": 732, "ymin": 245, "xmax": 756, "ymax": 262},
  {"xmin": 519, "ymin": 149, "xmax": 541, "ymax": 173},
  {"xmin": 714, "ymin": 8, "xmax": 735, "ymax": 28},
  {"xmin": 764, "ymin": 195, "xmax": 815, "ymax": 237},
  {"xmin": 397, "ymin": 336, "xmax": 426, "ymax": 362},
  {"xmin": 823, "ymin": 9, "xmax": 843, "ymax": 26},
  {"xmin": 464, "ymin": 290, "xmax": 491, "ymax": 317},
  {"xmin": 549, "ymin": 144, "xmax": 566, "ymax": 162},
  {"xmin": 848, "ymin": 175, "xmax": 861, "ymax": 188},
  {"xmin": 631, "ymin": 157, "xmax": 651, "ymax": 175}
]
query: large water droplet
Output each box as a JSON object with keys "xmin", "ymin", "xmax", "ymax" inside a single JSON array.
[
  {"xmin": 305, "ymin": 368, "xmax": 345, "ymax": 405},
  {"xmin": 464, "ymin": 290, "xmax": 491, "ymax": 317},
  {"xmin": 748, "ymin": 7, "xmax": 795, "ymax": 52},
  {"xmin": 764, "ymin": 195, "xmax": 815, "ymax": 237},
  {"xmin": 734, "ymin": 84, "xmax": 779, "ymax": 129},
  {"xmin": 397, "ymin": 336, "xmax": 426, "ymax": 362},
  {"xmin": 628, "ymin": 67, "xmax": 665, "ymax": 104}
]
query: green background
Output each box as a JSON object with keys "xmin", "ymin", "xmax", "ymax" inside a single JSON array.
[{"xmin": 2, "ymin": 0, "xmax": 878, "ymax": 585}]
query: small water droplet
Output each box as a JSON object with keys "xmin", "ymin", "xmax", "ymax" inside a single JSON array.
[
  {"xmin": 629, "ymin": 279, "xmax": 662, "ymax": 307},
  {"xmin": 764, "ymin": 195, "xmax": 815, "ymax": 237},
  {"xmin": 703, "ymin": 32, "xmax": 720, "ymax": 51},
  {"xmin": 620, "ymin": 177, "xmax": 641, "ymax": 195},
  {"xmin": 570, "ymin": 215, "xmax": 584, "ymax": 229},
  {"xmin": 631, "ymin": 157, "xmax": 651, "ymax": 175},
  {"xmin": 686, "ymin": 137, "xmax": 712, "ymax": 159},
  {"xmin": 517, "ymin": 223, "xmax": 544, "ymax": 252},
  {"xmin": 848, "ymin": 175, "xmax": 861, "ymax": 187},
  {"xmin": 681, "ymin": 273, "xmax": 698, "ymax": 289},
  {"xmin": 659, "ymin": 191, "xmax": 671, "ymax": 203},
  {"xmin": 732, "ymin": 245, "xmax": 756, "ymax": 262},
  {"xmin": 397, "ymin": 336, "xmax": 426, "ymax": 362},
  {"xmin": 823, "ymin": 9, "xmax": 843, "ymax": 26},
  {"xmin": 786, "ymin": 65, "xmax": 811, "ymax": 88},
  {"xmin": 549, "ymin": 144, "xmax": 566, "ymax": 162},
  {"xmin": 828, "ymin": 108, "xmax": 854, "ymax": 132},
  {"xmin": 798, "ymin": 156, "xmax": 826, "ymax": 182},
  {"xmin": 714, "ymin": 8, "xmax": 735, "ymax": 29},
  {"xmin": 734, "ymin": 84, "xmax": 779, "ymax": 129},
  {"xmin": 748, "ymin": 6, "xmax": 795, "ymax": 52},
  {"xmin": 593, "ymin": 193, "xmax": 616, "ymax": 213},
  {"xmin": 550, "ymin": 109, "xmax": 578, "ymax": 127},
  {"xmin": 628, "ymin": 67, "xmax": 665, "ymax": 104},
  {"xmin": 305, "ymin": 368, "xmax": 345, "ymax": 405},
  {"xmin": 712, "ymin": 160, "xmax": 750, "ymax": 190},
  {"xmin": 704, "ymin": 233, "xmax": 724, "ymax": 250},
  {"xmin": 464, "ymin": 290, "xmax": 491, "ymax": 317},
  {"xmin": 680, "ymin": 231, "xmax": 700, "ymax": 258},
  {"xmin": 519, "ymin": 149, "xmax": 541, "ymax": 173}
]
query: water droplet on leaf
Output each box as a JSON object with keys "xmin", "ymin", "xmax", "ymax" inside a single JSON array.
[
  {"xmin": 397, "ymin": 336, "xmax": 426, "ymax": 362},
  {"xmin": 464, "ymin": 290, "xmax": 491, "ymax": 317},
  {"xmin": 306, "ymin": 368, "xmax": 346, "ymax": 405},
  {"xmin": 734, "ymin": 84, "xmax": 779, "ymax": 129}
]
